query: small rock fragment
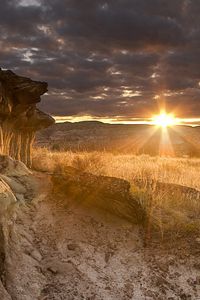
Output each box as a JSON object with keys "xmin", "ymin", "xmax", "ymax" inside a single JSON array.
[
  {"xmin": 31, "ymin": 249, "xmax": 42, "ymax": 262},
  {"xmin": 67, "ymin": 243, "xmax": 77, "ymax": 251}
]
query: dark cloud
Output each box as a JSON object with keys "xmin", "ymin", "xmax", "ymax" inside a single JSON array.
[{"xmin": 0, "ymin": 0, "xmax": 200, "ymax": 119}]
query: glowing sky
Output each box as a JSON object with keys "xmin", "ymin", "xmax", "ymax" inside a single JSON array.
[{"xmin": 0, "ymin": 0, "xmax": 200, "ymax": 125}]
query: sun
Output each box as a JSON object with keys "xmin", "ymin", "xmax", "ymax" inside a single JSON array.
[{"xmin": 152, "ymin": 112, "xmax": 176, "ymax": 128}]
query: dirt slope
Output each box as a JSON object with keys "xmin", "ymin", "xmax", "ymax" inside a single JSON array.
[
  {"xmin": 0, "ymin": 157, "xmax": 199, "ymax": 299},
  {"xmin": 4, "ymin": 175, "xmax": 200, "ymax": 299}
]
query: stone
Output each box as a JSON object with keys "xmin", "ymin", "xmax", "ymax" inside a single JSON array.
[
  {"xmin": 0, "ymin": 68, "xmax": 55, "ymax": 167},
  {"xmin": 0, "ymin": 177, "xmax": 17, "ymax": 214},
  {"xmin": 15, "ymin": 193, "xmax": 25, "ymax": 203},
  {"xmin": 0, "ymin": 174, "xmax": 26, "ymax": 194},
  {"xmin": 31, "ymin": 249, "xmax": 42, "ymax": 262},
  {"xmin": 47, "ymin": 266, "xmax": 58, "ymax": 275},
  {"xmin": 51, "ymin": 167, "xmax": 146, "ymax": 224},
  {"xmin": 134, "ymin": 178, "xmax": 200, "ymax": 201},
  {"xmin": 67, "ymin": 243, "xmax": 78, "ymax": 251},
  {"xmin": 0, "ymin": 155, "xmax": 31, "ymax": 177}
]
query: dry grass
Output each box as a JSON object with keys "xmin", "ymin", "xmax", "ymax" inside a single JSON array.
[
  {"xmin": 33, "ymin": 147, "xmax": 200, "ymax": 189},
  {"xmin": 33, "ymin": 147, "xmax": 200, "ymax": 240}
]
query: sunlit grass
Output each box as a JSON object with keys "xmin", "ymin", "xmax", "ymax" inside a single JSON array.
[
  {"xmin": 33, "ymin": 147, "xmax": 200, "ymax": 189},
  {"xmin": 33, "ymin": 147, "xmax": 200, "ymax": 240}
]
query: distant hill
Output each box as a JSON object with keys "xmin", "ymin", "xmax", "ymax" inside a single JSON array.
[{"xmin": 35, "ymin": 121, "xmax": 200, "ymax": 157}]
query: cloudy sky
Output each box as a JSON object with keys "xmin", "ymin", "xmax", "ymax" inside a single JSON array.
[{"xmin": 1, "ymin": 0, "xmax": 200, "ymax": 123}]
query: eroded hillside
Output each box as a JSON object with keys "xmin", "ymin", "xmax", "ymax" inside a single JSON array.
[
  {"xmin": 0, "ymin": 155, "xmax": 199, "ymax": 299},
  {"xmin": 36, "ymin": 122, "xmax": 200, "ymax": 157}
]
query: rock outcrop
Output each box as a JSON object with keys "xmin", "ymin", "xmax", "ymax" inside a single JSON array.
[
  {"xmin": 51, "ymin": 167, "xmax": 146, "ymax": 224},
  {"xmin": 0, "ymin": 68, "xmax": 54, "ymax": 167},
  {"xmin": 0, "ymin": 188, "xmax": 14, "ymax": 299},
  {"xmin": 0, "ymin": 155, "xmax": 44, "ymax": 299}
]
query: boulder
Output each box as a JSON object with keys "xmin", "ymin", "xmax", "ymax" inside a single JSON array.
[
  {"xmin": 51, "ymin": 167, "xmax": 145, "ymax": 224},
  {"xmin": 0, "ymin": 155, "xmax": 41, "ymax": 203},
  {"xmin": 0, "ymin": 175, "xmax": 27, "ymax": 195},
  {"xmin": 133, "ymin": 178, "xmax": 200, "ymax": 200},
  {"xmin": 0, "ymin": 155, "xmax": 31, "ymax": 177}
]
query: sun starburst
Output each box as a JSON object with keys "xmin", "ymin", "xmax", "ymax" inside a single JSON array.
[{"xmin": 152, "ymin": 112, "xmax": 177, "ymax": 128}]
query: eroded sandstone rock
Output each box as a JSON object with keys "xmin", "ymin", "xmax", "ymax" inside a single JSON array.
[
  {"xmin": 0, "ymin": 155, "xmax": 31, "ymax": 177},
  {"xmin": 0, "ymin": 68, "xmax": 54, "ymax": 167},
  {"xmin": 0, "ymin": 155, "xmax": 45, "ymax": 299},
  {"xmin": 0, "ymin": 177, "xmax": 17, "ymax": 214},
  {"xmin": 51, "ymin": 167, "xmax": 146, "ymax": 224},
  {"xmin": 0, "ymin": 168, "xmax": 17, "ymax": 298}
]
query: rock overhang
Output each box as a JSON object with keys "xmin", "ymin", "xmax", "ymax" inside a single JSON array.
[{"xmin": 0, "ymin": 68, "xmax": 55, "ymax": 167}]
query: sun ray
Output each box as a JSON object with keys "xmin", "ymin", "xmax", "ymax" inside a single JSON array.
[
  {"xmin": 159, "ymin": 127, "xmax": 175, "ymax": 157},
  {"xmin": 114, "ymin": 125, "xmax": 158, "ymax": 154},
  {"xmin": 170, "ymin": 125, "xmax": 200, "ymax": 155},
  {"xmin": 150, "ymin": 111, "xmax": 177, "ymax": 156}
]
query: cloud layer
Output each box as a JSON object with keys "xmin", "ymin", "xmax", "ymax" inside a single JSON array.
[{"xmin": 0, "ymin": 0, "xmax": 200, "ymax": 119}]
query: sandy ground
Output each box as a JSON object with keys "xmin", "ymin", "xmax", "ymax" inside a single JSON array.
[{"xmin": 4, "ymin": 173, "xmax": 200, "ymax": 300}]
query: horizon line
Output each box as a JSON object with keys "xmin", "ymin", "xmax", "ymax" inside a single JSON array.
[{"xmin": 52, "ymin": 115, "xmax": 200, "ymax": 127}]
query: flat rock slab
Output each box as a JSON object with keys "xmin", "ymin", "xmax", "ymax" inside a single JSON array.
[
  {"xmin": 51, "ymin": 167, "xmax": 145, "ymax": 224},
  {"xmin": 134, "ymin": 178, "xmax": 200, "ymax": 200}
]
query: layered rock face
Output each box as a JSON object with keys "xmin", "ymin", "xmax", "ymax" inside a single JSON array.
[{"xmin": 0, "ymin": 68, "xmax": 54, "ymax": 167}]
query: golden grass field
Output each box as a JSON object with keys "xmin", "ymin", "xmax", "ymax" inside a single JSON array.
[
  {"xmin": 33, "ymin": 147, "xmax": 200, "ymax": 189},
  {"xmin": 33, "ymin": 147, "xmax": 200, "ymax": 240}
]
